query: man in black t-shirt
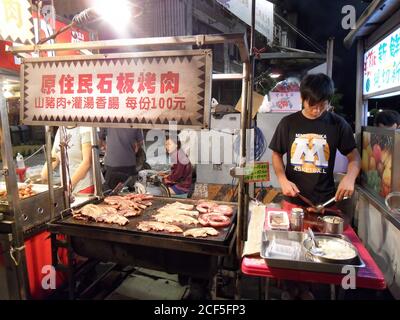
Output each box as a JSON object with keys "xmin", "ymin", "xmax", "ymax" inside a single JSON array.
[{"xmin": 269, "ymin": 74, "xmax": 361, "ymax": 207}]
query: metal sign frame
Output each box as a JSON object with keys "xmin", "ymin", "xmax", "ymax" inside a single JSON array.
[{"xmin": 20, "ymin": 49, "xmax": 213, "ymax": 130}]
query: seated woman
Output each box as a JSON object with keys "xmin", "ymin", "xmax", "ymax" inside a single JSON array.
[
  {"xmin": 41, "ymin": 126, "xmax": 94, "ymax": 194},
  {"xmin": 163, "ymin": 135, "xmax": 193, "ymax": 197}
]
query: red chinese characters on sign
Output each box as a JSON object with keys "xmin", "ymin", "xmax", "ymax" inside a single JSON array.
[
  {"xmin": 36, "ymin": 71, "xmax": 185, "ymax": 111},
  {"xmin": 97, "ymin": 74, "xmax": 113, "ymax": 94},
  {"xmin": 84, "ymin": 97, "xmax": 94, "ymax": 109},
  {"xmin": 117, "ymin": 73, "xmax": 135, "ymax": 94},
  {"xmin": 59, "ymin": 74, "xmax": 74, "ymax": 94},
  {"xmin": 161, "ymin": 72, "xmax": 180, "ymax": 94},
  {"xmin": 138, "ymin": 72, "xmax": 156, "ymax": 94},
  {"xmin": 364, "ymin": 50, "xmax": 377, "ymax": 76},
  {"xmin": 41, "ymin": 75, "xmax": 56, "ymax": 94},
  {"xmin": 126, "ymin": 97, "xmax": 138, "ymax": 110},
  {"xmin": 78, "ymin": 74, "xmax": 93, "ymax": 94}
]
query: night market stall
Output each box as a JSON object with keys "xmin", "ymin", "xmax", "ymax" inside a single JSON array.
[
  {"xmin": 344, "ymin": 0, "xmax": 400, "ymax": 299},
  {"xmin": 7, "ymin": 31, "xmax": 251, "ymax": 299}
]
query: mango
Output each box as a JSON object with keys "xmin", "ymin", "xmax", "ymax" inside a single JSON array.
[
  {"xmin": 367, "ymin": 145, "xmax": 373, "ymax": 158},
  {"xmin": 362, "ymin": 133, "xmax": 370, "ymax": 148},
  {"xmin": 384, "ymin": 154, "xmax": 392, "ymax": 170},
  {"xmin": 362, "ymin": 152, "xmax": 369, "ymax": 172},
  {"xmin": 383, "ymin": 166, "xmax": 391, "ymax": 186},
  {"xmin": 369, "ymin": 157, "xmax": 376, "ymax": 171}
]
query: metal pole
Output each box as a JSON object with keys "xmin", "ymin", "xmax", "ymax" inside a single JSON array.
[
  {"xmin": 90, "ymin": 128, "xmax": 103, "ymax": 197},
  {"xmin": 241, "ymin": 0, "xmax": 256, "ymax": 246},
  {"xmin": 0, "ymin": 86, "xmax": 29, "ymax": 299},
  {"xmin": 45, "ymin": 126, "xmax": 56, "ymax": 220},
  {"xmin": 237, "ymin": 62, "xmax": 250, "ymax": 257},
  {"xmin": 59, "ymin": 127, "xmax": 71, "ymax": 209},
  {"xmin": 326, "ymin": 37, "xmax": 335, "ymax": 78},
  {"xmin": 248, "ymin": 0, "xmax": 256, "ymax": 129},
  {"xmin": 10, "ymin": 33, "xmax": 250, "ymax": 63},
  {"xmin": 355, "ymin": 39, "xmax": 367, "ymax": 149}
]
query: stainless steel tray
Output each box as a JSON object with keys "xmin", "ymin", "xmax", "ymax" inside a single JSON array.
[{"xmin": 260, "ymin": 230, "xmax": 365, "ymax": 274}]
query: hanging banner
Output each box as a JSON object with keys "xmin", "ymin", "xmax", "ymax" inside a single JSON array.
[
  {"xmin": 21, "ymin": 50, "xmax": 212, "ymax": 129},
  {"xmin": 0, "ymin": 17, "xmax": 90, "ymax": 72},
  {"xmin": 363, "ymin": 25, "xmax": 400, "ymax": 97},
  {"xmin": 216, "ymin": 0, "xmax": 274, "ymax": 44},
  {"xmin": 0, "ymin": 0, "xmax": 34, "ymax": 44}
]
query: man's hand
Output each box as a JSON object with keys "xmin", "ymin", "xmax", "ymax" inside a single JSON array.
[
  {"xmin": 279, "ymin": 177, "xmax": 300, "ymax": 197},
  {"xmin": 335, "ymin": 175, "xmax": 355, "ymax": 201},
  {"xmin": 335, "ymin": 148, "xmax": 361, "ymax": 201}
]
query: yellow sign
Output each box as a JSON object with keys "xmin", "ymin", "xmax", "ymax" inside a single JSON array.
[
  {"xmin": 0, "ymin": 0, "xmax": 34, "ymax": 44},
  {"xmin": 244, "ymin": 162, "xmax": 270, "ymax": 183}
]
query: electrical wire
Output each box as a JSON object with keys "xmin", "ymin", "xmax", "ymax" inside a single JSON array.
[
  {"xmin": 23, "ymin": 145, "xmax": 46, "ymax": 163},
  {"xmin": 233, "ymin": 126, "xmax": 267, "ymax": 162},
  {"xmin": 274, "ymin": 12, "xmax": 326, "ymax": 53}
]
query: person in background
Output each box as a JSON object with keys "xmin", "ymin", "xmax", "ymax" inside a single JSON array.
[
  {"xmin": 163, "ymin": 134, "xmax": 193, "ymax": 196},
  {"xmin": 41, "ymin": 126, "xmax": 94, "ymax": 194},
  {"xmin": 374, "ymin": 110, "xmax": 400, "ymax": 129},
  {"xmin": 100, "ymin": 128, "xmax": 144, "ymax": 191}
]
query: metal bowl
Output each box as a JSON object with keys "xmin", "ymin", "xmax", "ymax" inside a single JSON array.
[{"xmin": 303, "ymin": 235, "xmax": 358, "ymax": 264}]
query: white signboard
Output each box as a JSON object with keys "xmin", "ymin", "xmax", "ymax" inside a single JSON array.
[
  {"xmin": 363, "ymin": 26, "xmax": 400, "ymax": 97},
  {"xmin": 269, "ymin": 92, "xmax": 302, "ymax": 112},
  {"xmin": 216, "ymin": 0, "xmax": 274, "ymax": 43},
  {"xmin": 21, "ymin": 50, "xmax": 212, "ymax": 129},
  {"xmin": 0, "ymin": 0, "xmax": 34, "ymax": 44}
]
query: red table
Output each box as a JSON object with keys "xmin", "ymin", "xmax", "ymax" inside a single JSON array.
[{"xmin": 241, "ymin": 210, "xmax": 386, "ymax": 298}]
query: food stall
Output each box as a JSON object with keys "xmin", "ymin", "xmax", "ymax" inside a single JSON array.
[
  {"xmin": 236, "ymin": 1, "xmax": 392, "ymax": 300},
  {"xmin": 343, "ymin": 0, "xmax": 400, "ymax": 299},
  {"xmin": 0, "ymin": 7, "xmax": 95, "ymax": 299},
  {"xmin": 8, "ymin": 33, "xmax": 251, "ymax": 299}
]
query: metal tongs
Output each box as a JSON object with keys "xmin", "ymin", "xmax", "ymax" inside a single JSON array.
[
  {"xmin": 315, "ymin": 196, "xmax": 349, "ymax": 213},
  {"xmin": 297, "ymin": 193, "xmax": 348, "ymax": 214}
]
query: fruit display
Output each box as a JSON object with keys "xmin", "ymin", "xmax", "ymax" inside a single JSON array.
[{"xmin": 361, "ymin": 131, "xmax": 393, "ymax": 198}]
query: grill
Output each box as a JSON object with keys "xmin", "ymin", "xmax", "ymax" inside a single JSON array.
[{"xmin": 48, "ymin": 197, "xmax": 237, "ymax": 256}]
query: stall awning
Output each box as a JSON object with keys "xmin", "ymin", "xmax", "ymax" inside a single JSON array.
[{"xmin": 344, "ymin": 0, "xmax": 400, "ymax": 48}]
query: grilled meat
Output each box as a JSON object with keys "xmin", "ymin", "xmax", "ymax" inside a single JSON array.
[
  {"xmin": 157, "ymin": 208, "xmax": 199, "ymax": 218},
  {"xmin": 198, "ymin": 213, "xmax": 231, "ymax": 228},
  {"xmin": 125, "ymin": 193, "xmax": 154, "ymax": 201},
  {"xmin": 183, "ymin": 227, "xmax": 219, "ymax": 238},
  {"xmin": 74, "ymin": 204, "xmax": 129, "ymax": 226},
  {"xmin": 196, "ymin": 201, "xmax": 218, "ymax": 213},
  {"xmin": 137, "ymin": 221, "xmax": 183, "ymax": 233},
  {"xmin": 153, "ymin": 213, "xmax": 199, "ymax": 225},
  {"xmin": 163, "ymin": 202, "xmax": 195, "ymax": 211}
]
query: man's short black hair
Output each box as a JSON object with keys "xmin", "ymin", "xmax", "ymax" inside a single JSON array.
[
  {"xmin": 374, "ymin": 110, "xmax": 400, "ymax": 127},
  {"xmin": 300, "ymin": 73, "xmax": 335, "ymax": 106}
]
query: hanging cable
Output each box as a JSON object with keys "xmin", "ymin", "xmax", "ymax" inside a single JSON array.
[{"xmin": 274, "ymin": 12, "xmax": 325, "ymax": 53}]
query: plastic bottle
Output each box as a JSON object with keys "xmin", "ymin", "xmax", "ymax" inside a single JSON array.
[{"xmin": 16, "ymin": 153, "xmax": 25, "ymax": 169}]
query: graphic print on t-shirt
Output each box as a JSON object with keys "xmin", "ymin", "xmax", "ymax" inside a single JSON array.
[{"xmin": 290, "ymin": 133, "xmax": 330, "ymax": 174}]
